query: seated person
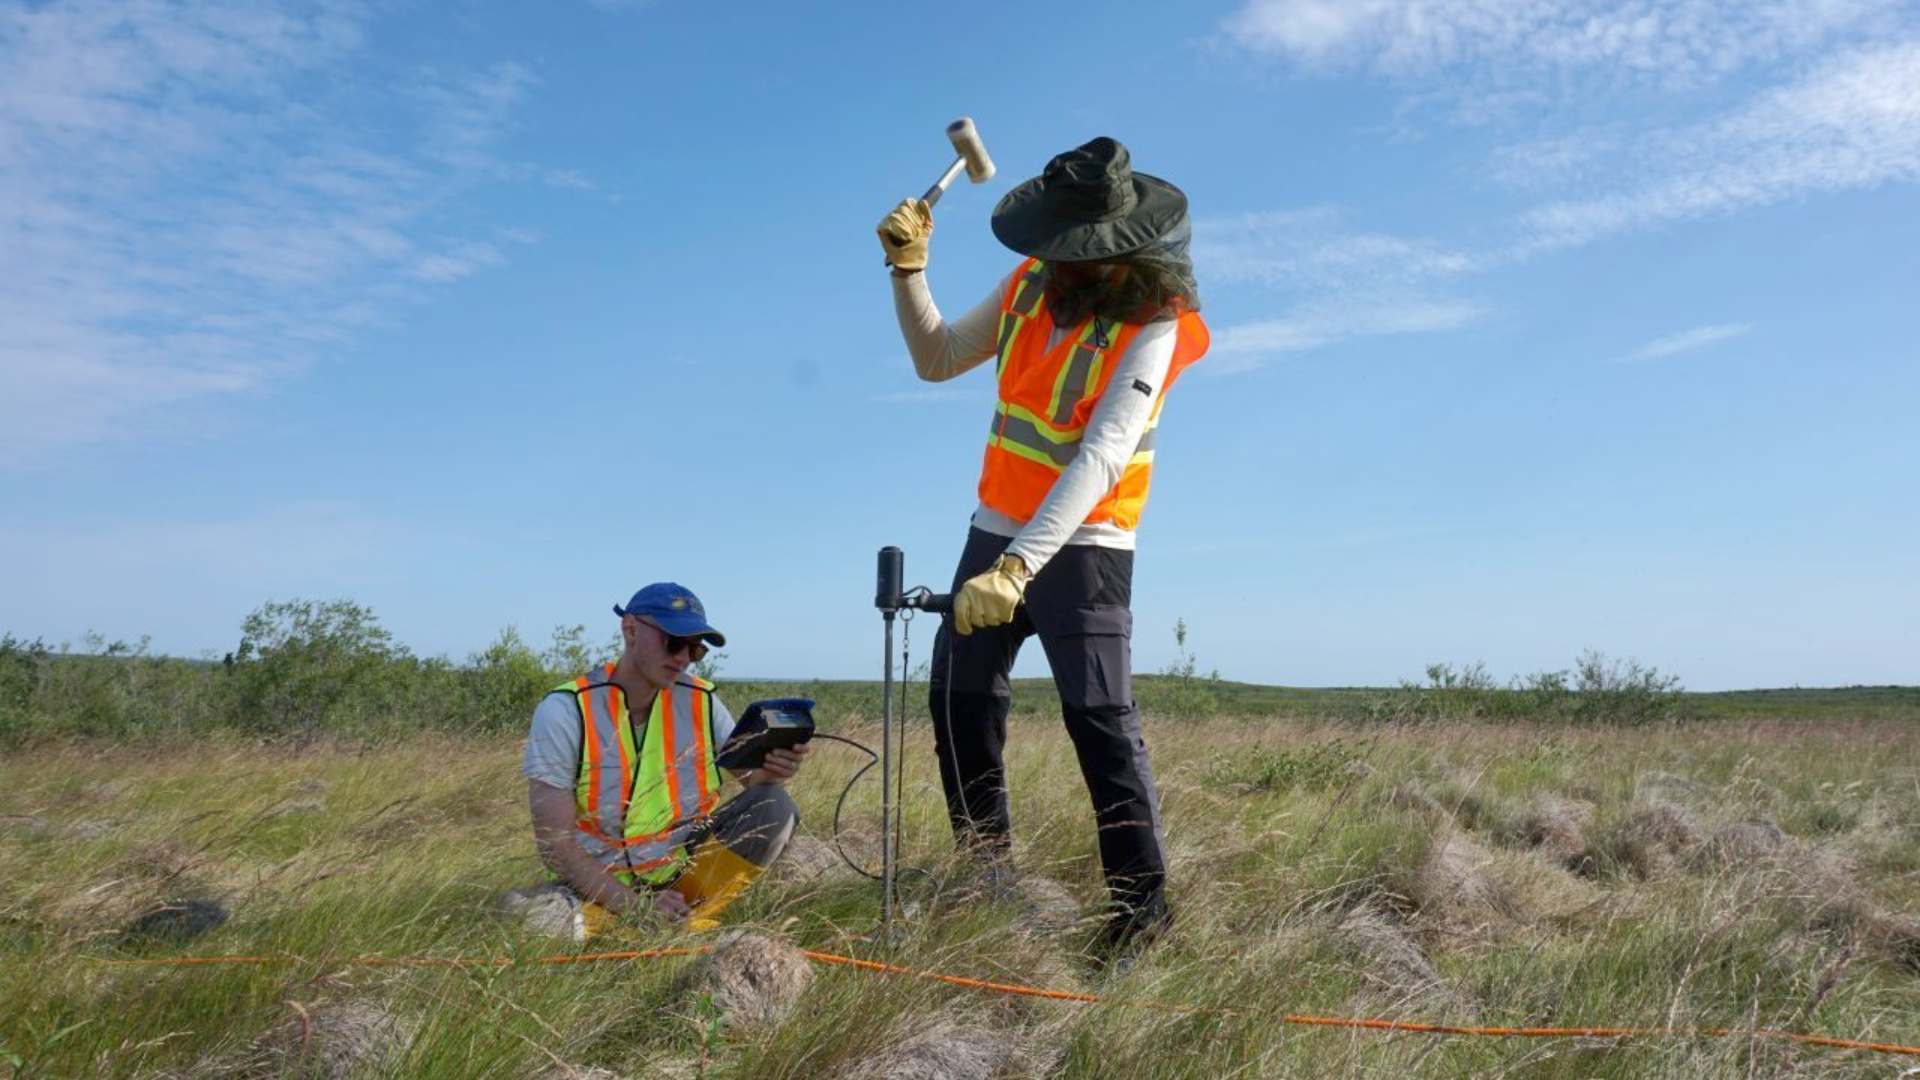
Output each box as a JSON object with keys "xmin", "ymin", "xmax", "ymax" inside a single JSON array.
[{"xmin": 505, "ymin": 582, "xmax": 807, "ymax": 939}]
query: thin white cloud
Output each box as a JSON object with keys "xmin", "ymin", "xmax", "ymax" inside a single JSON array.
[
  {"xmin": 1518, "ymin": 42, "xmax": 1920, "ymax": 250},
  {"xmin": 1194, "ymin": 208, "xmax": 1486, "ymax": 374},
  {"xmin": 413, "ymin": 241, "xmax": 507, "ymax": 284},
  {"xmin": 412, "ymin": 61, "xmax": 538, "ymax": 170},
  {"xmin": 0, "ymin": 1, "xmax": 558, "ymax": 465},
  {"xmin": 1215, "ymin": 39, "xmax": 1920, "ymax": 286},
  {"xmin": 1208, "ymin": 4, "xmax": 1918, "ymax": 377},
  {"xmin": 542, "ymin": 168, "xmax": 598, "ymax": 191},
  {"xmin": 1208, "ymin": 299, "xmax": 1486, "ymax": 374},
  {"xmin": 1620, "ymin": 323, "xmax": 1753, "ymax": 362},
  {"xmin": 1223, "ymin": 0, "xmax": 1902, "ymax": 86},
  {"xmin": 1195, "ymin": 208, "xmax": 1477, "ymax": 290}
]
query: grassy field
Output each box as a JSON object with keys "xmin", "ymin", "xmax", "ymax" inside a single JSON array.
[{"xmin": 3, "ymin": 700, "xmax": 1919, "ymax": 1077}]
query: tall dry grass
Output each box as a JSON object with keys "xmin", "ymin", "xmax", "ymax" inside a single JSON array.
[{"xmin": 2, "ymin": 712, "xmax": 1918, "ymax": 1077}]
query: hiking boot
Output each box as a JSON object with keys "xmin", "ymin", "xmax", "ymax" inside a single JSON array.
[{"xmin": 1096, "ymin": 891, "xmax": 1173, "ymax": 968}]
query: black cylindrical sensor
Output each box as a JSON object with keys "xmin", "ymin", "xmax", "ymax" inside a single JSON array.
[{"xmin": 876, "ymin": 546, "xmax": 904, "ymax": 611}]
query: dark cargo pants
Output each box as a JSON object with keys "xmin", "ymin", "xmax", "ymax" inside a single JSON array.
[{"xmin": 927, "ymin": 527, "xmax": 1169, "ymax": 913}]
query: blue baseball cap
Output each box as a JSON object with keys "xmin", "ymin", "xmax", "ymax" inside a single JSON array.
[{"xmin": 613, "ymin": 582, "xmax": 726, "ymax": 647}]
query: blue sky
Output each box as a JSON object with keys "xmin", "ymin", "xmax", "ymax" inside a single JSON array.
[{"xmin": 2, "ymin": 0, "xmax": 1916, "ymax": 690}]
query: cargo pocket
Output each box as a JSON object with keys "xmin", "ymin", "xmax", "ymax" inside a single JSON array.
[{"xmin": 1051, "ymin": 604, "xmax": 1134, "ymax": 711}]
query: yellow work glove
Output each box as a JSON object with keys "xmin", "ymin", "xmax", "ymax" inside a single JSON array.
[
  {"xmin": 876, "ymin": 198, "xmax": 933, "ymax": 271},
  {"xmin": 954, "ymin": 554, "xmax": 1030, "ymax": 636}
]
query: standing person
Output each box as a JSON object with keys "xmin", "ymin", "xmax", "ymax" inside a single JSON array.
[
  {"xmin": 505, "ymin": 582, "xmax": 809, "ymax": 940},
  {"xmin": 876, "ymin": 137, "xmax": 1209, "ymax": 956}
]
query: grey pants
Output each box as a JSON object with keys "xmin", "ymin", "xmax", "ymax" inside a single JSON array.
[
  {"xmin": 684, "ymin": 783, "xmax": 799, "ymax": 869},
  {"xmin": 928, "ymin": 527, "xmax": 1169, "ymax": 913}
]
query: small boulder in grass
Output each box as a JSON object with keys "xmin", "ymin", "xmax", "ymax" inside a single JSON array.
[
  {"xmin": 119, "ymin": 898, "xmax": 229, "ymax": 947},
  {"xmin": 770, "ymin": 834, "xmax": 858, "ymax": 885},
  {"xmin": 1335, "ymin": 906, "xmax": 1477, "ymax": 1020},
  {"xmin": 678, "ymin": 930, "xmax": 812, "ymax": 1028},
  {"xmin": 1862, "ymin": 911, "xmax": 1920, "ymax": 973},
  {"xmin": 839, "ymin": 1016, "xmax": 1037, "ymax": 1080},
  {"xmin": 1013, "ymin": 874, "xmax": 1083, "ymax": 937},
  {"xmin": 497, "ymin": 883, "xmax": 586, "ymax": 943},
  {"xmin": 257, "ymin": 999, "xmax": 416, "ymax": 1079},
  {"xmin": 1694, "ymin": 819, "xmax": 1789, "ymax": 867}
]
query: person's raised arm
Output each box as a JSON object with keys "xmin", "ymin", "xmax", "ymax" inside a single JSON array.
[{"xmin": 878, "ymin": 198, "xmax": 1005, "ymax": 382}]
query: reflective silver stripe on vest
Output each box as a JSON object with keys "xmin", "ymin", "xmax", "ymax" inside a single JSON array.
[
  {"xmin": 574, "ymin": 678, "xmax": 708, "ymax": 875},
  {"xmin": 1010, "ymin": 264, "xmax": 1045, "ymax": 316},
  {"xmin": 996, "ymin": 264, "xmax": 1048, "ymax": 376},
  {"xmin": 1050, "ymin": 325, "xmax": 1105, "ymax": 426},
  {"xmin": 989, "ymin": 409, "xmax": 1158, "ymax": 470},
  {"xmin": 996, "ymin": 311, "xmax": 1020, "ymax": 359}
]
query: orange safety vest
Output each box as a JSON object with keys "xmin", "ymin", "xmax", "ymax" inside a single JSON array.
[
  {"xmin": 553, "ymin": 664, "xmax": 722, "ymax": 886},
  {"xmin": 977, "ymin": 258, "xmax": 1209, "ymax": 530}
]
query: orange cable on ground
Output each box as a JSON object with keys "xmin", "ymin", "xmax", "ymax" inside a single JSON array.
[
  {"xmin": 96, "ymin": 948, "xmax": 1920, "ymax": 1059},
  {"xmin": 797, "ymin": 949, "xmax": 1102, "ymax": 1004}
]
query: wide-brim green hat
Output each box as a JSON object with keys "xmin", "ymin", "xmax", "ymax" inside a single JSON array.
[{"xmin": 990, "ymin": 137, "xmax": 1188, "ymax": 262}]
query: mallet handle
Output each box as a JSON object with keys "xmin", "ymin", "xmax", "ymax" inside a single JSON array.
[{"xmin": 921, "ymin": 156, "xmax": 967, "ymax": 208}]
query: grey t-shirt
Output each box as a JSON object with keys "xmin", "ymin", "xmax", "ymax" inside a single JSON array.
[{"xmin": 522, "ymin": 677, "xmax": 736, "ymax": 792}]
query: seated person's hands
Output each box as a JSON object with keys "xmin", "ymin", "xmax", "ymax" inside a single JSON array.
[
  {"xmin": 651, "ymin": 888, "xmax": 690, "ymax": 921},
  {"xmin": 745, "ymin": 743, "xmax": 809, "ymax": 786}
]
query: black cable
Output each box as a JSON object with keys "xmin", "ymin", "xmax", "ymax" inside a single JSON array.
[
  {"xmin": 813, "ymin": 732, "xmax": 884, "ymax": 881},
  {"xmin": 815, "ymin": 588, "xmax": 955, "ymax": 893}
]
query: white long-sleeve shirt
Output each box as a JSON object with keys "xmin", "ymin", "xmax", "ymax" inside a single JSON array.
[{"xmin": 891, "ymin": 269, "xmax": 1174, "ymax": 574}]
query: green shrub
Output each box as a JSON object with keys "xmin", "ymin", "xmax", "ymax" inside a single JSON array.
[
  {"xmin": 1205, "ymin": 738, "xmax": 1361, "ymax": 793},
  {"xmin": 228, "ymin": 599, "xmax": 417, "ymax": 737},
  {"xmin": 459, "ymin": 627, "xmax": 558, "ymax": 730},
  {"xmin": 1138, "ymin": 618, "xmax": 1222, "ymax": 718},
  {"xmin": 1372, "ymin": 651, "xmax": 1696, "ymax": 726}
]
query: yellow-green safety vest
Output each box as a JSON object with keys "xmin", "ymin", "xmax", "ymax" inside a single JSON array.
[{"xmin": 553, "ymin": 663, "xmax": 722, "ymax": 887}]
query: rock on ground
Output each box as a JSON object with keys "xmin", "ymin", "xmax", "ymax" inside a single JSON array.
[
  {"xmin": 770, "ymin": 833, "xmax": 859, "ymax": 885},
  {"xmin": 678, "ymin": 930, "xmax": 812, "ymax": 1028},
  {"xmin": 1011, "ymin": 875, "xmax": 1083, "ymax": 937},
  {"xmin": 497, "ymin": 884, "xmax": 585, "ymax": 943},
  {"xmin": 255, "ymin": 999, "xmax": 416, "ymax": 1079},
  {"xmin": 1334, "ymin": 906, "xmax": 1476, "ymax": 1019},
  {"xmin": 839, "ymin": 1017, "xmax": 1037, "ymax": 1080},
  {"xmin": 120, "ymin": 899, "xmax": 229, "ymax": 946},
  {"xmin": 1407, "ymin": 830, "xmax": 1601, "ymax": 935},
  {"xmin": 1692, "ymin": 818, "xmax": 1788, "ymax": 867}
]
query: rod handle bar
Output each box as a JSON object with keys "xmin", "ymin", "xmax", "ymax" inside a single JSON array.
[{"xmin": 910, "ymin": 592, "xmax": 954, "ymax": 615}]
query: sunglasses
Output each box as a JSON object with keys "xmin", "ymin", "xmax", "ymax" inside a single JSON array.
[{"xmin": 639, "ymin": 619, "xmax": 709, "ymax": 661}]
